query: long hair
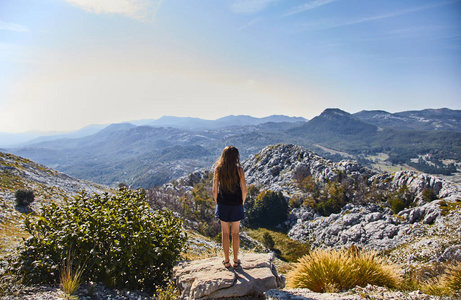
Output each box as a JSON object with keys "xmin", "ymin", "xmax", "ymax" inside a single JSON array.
[{"xmin": 215, "ymin": 146, "xmax": 241, "ymax": 191}]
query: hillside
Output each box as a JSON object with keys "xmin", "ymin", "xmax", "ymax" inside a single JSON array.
[
  {"xmin": 354, "ymin": 108, "xmax": 461, "ymax": 131},
  {"xmin": 9, "ymin": 121, "xmax": 302, "ymax": 187},
  {"xmin": 1, "ymin": 145, "xmax": 460, "ymax": 298},
  {"xmin": 7, "ymin": 109, "xmax": 461, "ymax": 188},
  {"xmin": 0, "ymin": 151, "xmax": 108, "ymax": 258},
  {"xmin": 244, "ymin": 144, "xmax": 460, "ymax": 265},
  {"xmin": 167, "ymin": 144, "xmax": 461, "ymax": 266}
]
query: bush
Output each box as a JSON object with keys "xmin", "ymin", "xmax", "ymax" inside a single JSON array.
[
  {"xmin": 247, "ymin": 190, "xmax": 288, "ymax": 228},
  {"xmin": 14, "ymin": 188, "xmax": 186, "ymax": 292},
  {"xmin": 14, "ymin": 189, "xmax": 35, "ymax": 207},
  {"xmin": 422, "ymin": 188, "xmax": 438, "ymax": 202},
  {"xmin": 387, "ymin": 185, "xmax": 414, "ymax": 214},
  {"xmin": 287, "ymin": 248, "xmax": 399, "ymax": 292},
  {"xmin": 262, "ymin": 232, "xmax": 275, "ymax": 249}
]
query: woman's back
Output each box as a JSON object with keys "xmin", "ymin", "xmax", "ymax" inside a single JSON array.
[{"xmin": 217, "ymin": 168, "xmax": 242, "ymax": 206}]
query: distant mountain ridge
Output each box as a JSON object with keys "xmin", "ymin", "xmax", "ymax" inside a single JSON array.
[
  {"xmin": 354, "ymin": 108, "xmax": 461, "ymax": 131},
  {"xmin": 0, "ymin": 115, "xmax": 306, "ymax": 148},
  {"xmin": 140, "ymin": 114, "xmax": 307, "ymax": 130},
  {"xmin": 6, "ymin": 108, "xmax": 461, "ymax": 188}
]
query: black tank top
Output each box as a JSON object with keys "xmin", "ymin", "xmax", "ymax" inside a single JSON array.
[{"xmin": 217, "ymin": 170, "xmax": 243, "ymax": 206}]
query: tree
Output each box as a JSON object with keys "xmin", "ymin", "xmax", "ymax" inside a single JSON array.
[
  {"xmin": 247, "ymin": 190, "xmax": 288, "ymax": 228},
  {"xmin": 262, "ymin": 232, "xmax": 275, "ymax": 249},
  {"xmin": 14, "ymin": 189, "xmax": 35, "ymax": 207}
]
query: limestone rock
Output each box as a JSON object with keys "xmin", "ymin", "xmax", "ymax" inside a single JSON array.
[
  {"xmin": 173, "ymin": 253, "xmax": 284, "ymax": 299},
  {"xmin": 438, "ymin": 244, "xmax": 461, "ymax": 262}
]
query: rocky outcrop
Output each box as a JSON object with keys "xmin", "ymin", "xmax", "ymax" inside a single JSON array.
[
  {"xmin": 288, "ymin": 203, "xmax": 405, "ymax": 250},
  {"xmin": 167, "ymin": 144, "xmax": 461, "ymax": 263},
  {"xmin": 370, "ymin": 171, "xmax": 460, "ymax": 204},
  {"xmin": 243, "ymin": 144, "xmax": 374, "ymax": 195},
  {"xmin": 173, "ymin": 253, "xmax": 284, "ymax": 299},
  {"xmin": 287, "ymin": 200, "xmax": 456, "ymax": 252}
]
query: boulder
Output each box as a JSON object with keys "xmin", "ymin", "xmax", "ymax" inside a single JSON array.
[
  {"xmin": 438, "ymin": 244, "xmax": 461, "ymax": 262},
  {"xmin": 173, "ymin": 253, "xmax": 284, "ymax": 299}
]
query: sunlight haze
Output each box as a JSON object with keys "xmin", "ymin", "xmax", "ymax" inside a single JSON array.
[{"xmin": 0, "ymin": 0, "xmax": 460, "ymax": 133}]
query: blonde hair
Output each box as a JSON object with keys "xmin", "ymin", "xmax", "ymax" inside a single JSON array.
[{"xmin": 215, "ymin": 146, "xmax": 241, "ymax": 191}]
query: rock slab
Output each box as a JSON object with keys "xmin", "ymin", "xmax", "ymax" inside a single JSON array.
[{"xmin": 173, "ymin": 253, "xmax": 284, "ymax": 299}]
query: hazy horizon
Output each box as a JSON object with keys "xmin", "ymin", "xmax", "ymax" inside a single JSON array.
[
  {"xmin": 1, "ymin": 107, "xmax": 459, "ymax": 135},
  {"xmin": 1, "ymin": 0, "xmax": 460, "ymax": 133}
]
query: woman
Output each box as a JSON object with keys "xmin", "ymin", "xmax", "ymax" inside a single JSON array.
[{"xmin": 213, "ymin": 146, "xmax": 247, "ymax": 269}]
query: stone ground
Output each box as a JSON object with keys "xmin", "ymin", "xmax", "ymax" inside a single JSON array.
[{"xmin": 0, "ymin": 285, "xmax": 450, "ymax": 300}]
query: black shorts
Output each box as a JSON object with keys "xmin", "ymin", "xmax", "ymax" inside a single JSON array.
[{"xmin": 215, "ymin": 203, "xmax": 244, "ymax": 222}]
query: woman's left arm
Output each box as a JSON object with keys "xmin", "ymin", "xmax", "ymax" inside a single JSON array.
[
  {"xmin": 238, "ymin": 167, "xmax": 247, "ymax": 204},
  {"xmin": 213, "ymin": 169, "xmax": 219, "ymax": 204}
]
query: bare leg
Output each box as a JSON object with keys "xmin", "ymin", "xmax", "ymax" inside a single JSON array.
[
  {"xmin": 231, "ymin": 221, "xmax": 241, "ymax": 265},
  {"xmin": 220, "ymin": 221, "xmax": 230, "ymax": 265}
]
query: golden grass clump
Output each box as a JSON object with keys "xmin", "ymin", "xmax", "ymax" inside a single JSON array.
[
  {"xmin": 59, "ymin": 254, "xmax": 85, "ymax": 297},
  {"xmin": 443, "ymin": 262, "xmax": 461, "ymax": 292},
  {"xmin": 287, "ymin": 248, "xmax": 399, "ymax": 293},
  {"xmin": 422, "ymin": 262, "xmax": 461, "ymax": 296}
]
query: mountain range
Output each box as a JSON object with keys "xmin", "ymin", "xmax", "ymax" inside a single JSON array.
[
  {"xmin": 4, "ymin": 108, "xmax": 461, "ymax": 188},
  {"xmin": 0, "ymin": 115, "xmax": 306, "ymax": 147},
  {"xmin": 353, "ymin": 108, "xmax": 461, "ymax": 131}
]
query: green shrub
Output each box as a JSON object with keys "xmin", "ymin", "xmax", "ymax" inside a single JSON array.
[
  {"xmin": 262, "ymin": 232, "xmax": 275, "ymax": 249},
  {"xmin": 287, "ymin": 248, "xmax": 399, "ymax": 292},
  {"xmin": 247, "ymin": 190, "xmax": 288, "ymax": 228},
  {"xmin": 14, "ymin": 189, "xmax": 35, "ymax": 207},
  {"xmin": 387, "ymin": 185, "xmax": 414, "ymax": 214},
  {"xmin": 422, "ymin": 188, "xmax": 438, "ymax": 202},
  {"xmin": 14, "ymin": 188, "xmax": 186, "ymax": 292}
]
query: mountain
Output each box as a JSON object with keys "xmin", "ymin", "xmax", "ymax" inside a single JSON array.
[
  {"xmin": 0, "ymin": 125, "xmax": 108, "ymax": 148},
  {"xmin": 288, "ymin": 108, "xmax": 378, "ymax": 140},
  {"xmin": 146, "ymin": 115, "xmax": 307, "ymax": 130},
  {"xmin": 162, "ymin": 143, "xmax": 461, "ymax": 265},
  {"xmin": 354, "ymin": 108, "xmax": 461, "ymax": 131},
  {"xmin": 9, "ymin": 120, "xmax": 304, "ymax": 188},
  {"xmin": 288, "ymin": 108, "xmax": 461, "ymax": 161},
  {"xmin": 6, "ymin": 109, "xmax": 461, "ymax": 188},
  {"xmin": 0, "ymin": 131, "xmax": 57, "ymax": 148}
]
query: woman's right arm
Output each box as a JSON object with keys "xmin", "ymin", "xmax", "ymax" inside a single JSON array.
[
  {"xmin": 238, "ymin": 167, "xmax": 247, "ymax": 204},
  {"xmin": 213, "ymin": 169, "xmax": 219, "ymax": 204}
]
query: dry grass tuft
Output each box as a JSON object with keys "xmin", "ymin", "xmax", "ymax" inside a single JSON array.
[
  {"xmin": 287, "ymin": 248, "xmax": 399, "ymax": 293},
  {"xmin": 59, "ymin": 253, "xmax": 85, "ymax": 297},
  {"xmin": 422, "ymin": 262, "xmax": 461, "ymax": 297}
]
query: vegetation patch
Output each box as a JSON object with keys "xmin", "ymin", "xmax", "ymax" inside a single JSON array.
[
  {"xmin": 246, "ymin": 228, "xmax": 310, "ymax": 262},
  {"xmin": 11, "ymin": 188, "xmax": 186, "ymax": 293},
  {"xmin": 287, "ymin": 248, "xmax": 399, "ymax": 293},
  {"xmin": 439, "ymin": 199, "xmax": 461, "ymax": 216},
  {"xmin": 246, "ymin": 190, "xmax": 288, "ymax": 228}
]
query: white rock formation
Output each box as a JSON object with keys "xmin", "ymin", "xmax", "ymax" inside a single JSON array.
[{"xmin": 173, "ymin": 253, "xmax": 284, "ymax": 299}]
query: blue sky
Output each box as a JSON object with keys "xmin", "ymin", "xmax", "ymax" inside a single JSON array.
[{"xmin": 0, "ymin": 0, "xmax": 460, "ymax": 133}]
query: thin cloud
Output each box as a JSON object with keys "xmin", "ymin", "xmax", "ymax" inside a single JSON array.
[
  {"xmin": 231, "ymin": 0, "xmax": 279, "ymax": 14},
  {"xmin": 0, "ymin": 21, "xmax": 30, "ymax": 32},
  {"xmin": 65, "ymin": 0, "xmax": 163, "ymax": 21},
  {"xmin": 238, "ymin": 17, "xmax": 263, "ymax": 31},
  {"xmin": 301, "ymin": 0, "xmax": 459, "ymax": 31},
  {"xmin": 283, "ymin": 0, "xmax": 339, "ymax": 17}
]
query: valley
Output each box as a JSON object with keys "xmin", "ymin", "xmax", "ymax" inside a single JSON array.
[
  {"xmin": 4, "ymin": 108, "xmax": 460, "ymax": 189},
  {"xmin": 1, "ymin": 139, "xmax": 461, "ymax": 298}
]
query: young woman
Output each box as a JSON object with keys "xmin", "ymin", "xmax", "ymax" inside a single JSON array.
[{"xmin": 213, "ymin": 146, "xmax": 247, "ymax": 269}]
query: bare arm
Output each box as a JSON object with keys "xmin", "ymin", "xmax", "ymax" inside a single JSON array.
[
  {"xmin": 213, "ymin": 169, "xmax": 219, "ymax": 204},
  {"xmin": 238, "ymin": 167, "xmax": 247, "ymax": 204}
]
